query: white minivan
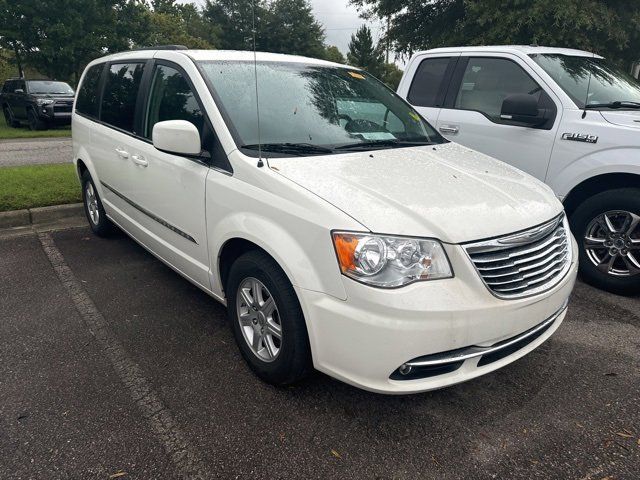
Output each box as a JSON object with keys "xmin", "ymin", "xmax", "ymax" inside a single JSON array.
[
  {"xmin": 73, "ymin": 47, "xmax": 577, "ymax": 394},
  {"xmin": 398, "ymin": 45, "xmax": 640, "ymax": 295}
]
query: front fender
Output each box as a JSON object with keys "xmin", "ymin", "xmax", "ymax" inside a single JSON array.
[
  {"xmin": 548, "ymin": 147, "xmax": 640, "ymax": 198},
  {"xmin": 210, "ymin": 212, "xmax": 347, "ymax": 301}
]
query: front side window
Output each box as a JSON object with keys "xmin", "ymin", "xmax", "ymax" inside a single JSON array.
[
  {"xmin": 144, "ymin": 64, "xmax": 204, "ymax": 138},
  {"xmin": 531, "ymin": 54, "xmax": 640, "ymax": 109},
  {"xmin": 101, "ymin": 63, "xmax": 145, "ymax": 132},
  {"xmin": 454, "ymin": 58, "xmax": 541, "ymax": 121},
  {"xmin": 27, "ymin": 80, "xmax": 74, "ymax": 95},
  {"xmin": 197, "ymin": 61, "xmax": 443, "ymax": 156},
  {"xmin": 407, "ymin": 57, "xmax": 451, "ymax": 107},
  {"xmin": 76, "ymin": 64, "xmax": 104, "ymax": 117}
]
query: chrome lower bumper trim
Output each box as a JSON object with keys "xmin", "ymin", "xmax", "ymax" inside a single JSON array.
[{"xmin": 406, "ymin": 300, "xmax": 568, "ymax": 368}]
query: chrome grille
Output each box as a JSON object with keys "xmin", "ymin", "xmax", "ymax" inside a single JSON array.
[{"xmin": 463, "ymin": 214, "xmax": 571, "ymax": 299}]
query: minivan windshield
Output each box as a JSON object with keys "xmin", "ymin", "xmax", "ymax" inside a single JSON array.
[
  {"xmin": 531, "ymin": 54, "xmax": 640, "ymax": 109},
  {"xmin": 197, "ymin": 61, "xmax": 443, "ymax": 156},
  {"xmin": 27, "ymin": 80, "xmax": 74, "ymax": 95}
]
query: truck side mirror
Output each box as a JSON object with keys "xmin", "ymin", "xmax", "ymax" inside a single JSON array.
[
  {"xmin": 14, "ymin": 88, "xmax": 24, "ymax": 94},
  {"xmin": 500, "ymin": 94, "xmax": 546, "ymax": 126}
]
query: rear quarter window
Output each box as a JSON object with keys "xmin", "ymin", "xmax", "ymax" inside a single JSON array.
[{"xmin": 76, "ymin": 64, "xmax": 105, "ymax": 118}]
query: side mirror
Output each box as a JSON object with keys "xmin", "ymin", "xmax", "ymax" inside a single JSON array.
[
  {"xmin": 500, "ymin": 94, "xmax": 546, "ymax": 126},
  {"xmin": 14, "ymin": 88, "xmax": 24, "ymax": 94},
  {"xmin": 152, "ymin": 120, "xmax": 201, "ymax": 156}
]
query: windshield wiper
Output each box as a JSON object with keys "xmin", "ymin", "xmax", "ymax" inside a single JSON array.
[
  {"xmin": 240, "ymin": 143, "xmax": 335, "ymax": 155},
  {"xmin": 585, "ymin": 101, "xmax": 640, "ymax": 110},
  {"xmin": 334, "ymin": 139, "xmax": 434, "ymax": 150}
]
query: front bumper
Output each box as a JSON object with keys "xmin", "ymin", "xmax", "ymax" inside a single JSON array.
[
  {"xmin": 296, "ymin": 237, "xmax": 578, "ymax": 394},
  {"xmin": 37, "ymin": 103, "xmax": 72, "ymax": 124}
]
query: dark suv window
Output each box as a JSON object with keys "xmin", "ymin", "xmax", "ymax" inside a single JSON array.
[
  {"xmin": 76, "ymin": 64, "xmax": 104, "ymax": 118},
  {"xmin": 2, "ymin": 80, "xmax": 14, "ymax": 93},
  {"xmin": 144, "ymin": 64, "xmax": 204, "ymax": 139},
  {"xmin": 407, "ymin": 57, "xmax": 451, "ymax": 107},
  {"xmin": 101, "ymin": 63, "xmax": 145, "ymax": 132}
]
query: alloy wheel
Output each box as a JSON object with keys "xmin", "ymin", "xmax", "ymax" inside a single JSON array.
[
  {"xmin": 85, "ymin": 182, "xmax": 100, "ymax": 225},
  {"xmin": 236, "ymin": 277, "xmax": 283, "ymax": 362},
  {"xmin": 584, "ymin": 210, "xmax": 640, "ymax": 277}
]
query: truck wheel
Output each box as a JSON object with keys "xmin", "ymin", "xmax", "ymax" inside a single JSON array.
[
  {"xmin": 27, "ymin": 109, "xmax": 47, "ymax": 131},
  {"xmin": 81, "ymin": 170, "xmax": 115, "ymax": 236},
  {"xmin": 570, "ymin": 188, "xmax": 640, "ymax": 295},
  {"xmin": 3, "ymin": 105, "xmax": 19, "ymax": 127},
  {"xmin": 226, "ymin": 250, "xmax": 312, "ymax": 386}
]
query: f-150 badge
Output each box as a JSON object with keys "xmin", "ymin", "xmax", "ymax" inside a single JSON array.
[{"xmin": 562, "ymin": 133, "xmax": 598, "ymax": 143}]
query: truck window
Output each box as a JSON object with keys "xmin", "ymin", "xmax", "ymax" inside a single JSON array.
[
  {"xmin": 454, "ymin": 57, "xmax": 540, "ymax": 121},
  {"xmin": 407, "ymin": 57, "xmax": 451, "ymax": 107}
]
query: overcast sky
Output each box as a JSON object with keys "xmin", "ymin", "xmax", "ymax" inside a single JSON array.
[{"xmin": 178, "ymin": 0, "xmax": 384, "ymax": 55}]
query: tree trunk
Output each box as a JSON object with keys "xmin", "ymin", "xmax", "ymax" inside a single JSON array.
[{"xmin": 12, "ymin": 42, "xmax": 24, "ymax": 78}]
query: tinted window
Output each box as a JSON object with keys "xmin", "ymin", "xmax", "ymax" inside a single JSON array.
[
  {"xmin": 76, "ymin": 64, "xmax": 104, "ymax": 117},
  {"xmin": 454, "ymin": 58, "xmax": 540, "ymax": 121},
  {"xmin": 144, "ymin": 65, "xmax": 203, "ymax": 138},
  {"xmin": 101, "ymin": 63, "xmax": 145, "ymax": 132},
  {"xmin": 2, "ymin": 80, "xmax": 14, "ymax": 93},
  {"xmin": 407, "ymin": 57, "xmax": 451, "ymax": 107}
]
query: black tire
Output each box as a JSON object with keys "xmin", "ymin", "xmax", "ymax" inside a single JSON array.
[
  {"xmin": 27, "ymin": 108, "xmax": 47, "ymax": 131},
  {"xmin": 3, "ymin": 105, "xmax": 19, "ymax": 127},
  {"xmin": 226, "ymin": 250, "xmax": 312, "ymax": 385},
  {"xmin": 81, "ymin": 170, "xmax": 115, "ymax": 237},
  {"xmin": 570, "ymin": 188, "xmax": 640, "ymax": 296}
]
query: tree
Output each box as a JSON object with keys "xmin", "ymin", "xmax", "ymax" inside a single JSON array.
[
  {"xmin": 202, "ymin": 0, "xmax": 269, "ymax": 51},
  {"xmin": 323, "ymin": 45, "xmax": 345, "ymax": 63},
  {"xmin": 265, "ymin": 0, "xmax": 325, "ymax": 58},
  {"xmin": 0, "ymin": 0, "xmax": 151, "ymax": 83},
  {"xmin": 350, "ymin": 0, "xmax": 640, "ymax": 67},
  {"xmin": 347, "ymin": 25, "xmax": 384, "ymax": 77},
  {"xmin": 379, "ymin": 62, "xmax": 402, "ymax": 89},
  {"xmin": 144, "ymin": 2, "xmax": 216, "ymax": 49}
]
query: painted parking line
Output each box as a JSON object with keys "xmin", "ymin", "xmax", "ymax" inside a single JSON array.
[{"xmin": 37, "ymin": 232, "xmax": 213, "ymax": 480}]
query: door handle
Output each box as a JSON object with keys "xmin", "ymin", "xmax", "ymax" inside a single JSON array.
[
  {"xmin": 439, "ymin": 125, "xmax": 459, "ymax": 135},
  {"xmin": 115, "ymin": 147, "xmax": 129, "ymax": 159},
  {"xmin": 131, "ymin": 154, "xmax": 148, "ymax": 167}
]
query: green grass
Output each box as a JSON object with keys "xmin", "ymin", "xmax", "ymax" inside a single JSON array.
[
  {"xmin": 0, "ymin": 164, "xmax": 81, "ymax": 212},
  {"xmin": 0, "ymin": 113, "xmax": 71, "ymax": 139}
]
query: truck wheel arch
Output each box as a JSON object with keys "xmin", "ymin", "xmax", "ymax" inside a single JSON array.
[{"xmin": 563, "ymin": 172, "xmax": 640, "ymax": 217}]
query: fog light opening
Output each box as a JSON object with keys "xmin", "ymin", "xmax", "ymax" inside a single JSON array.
[{"xmin": 399, "ymin": 363, "xmax": 412, "ymax": 376}]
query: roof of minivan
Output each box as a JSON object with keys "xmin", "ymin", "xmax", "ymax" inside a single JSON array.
[
  {"xmin": 414, "ymin": 45, "xmax": 601, "ymax": 58},
  {"xmin": 96, "ymin": 49, "xmax": 353, "ymax": 69}
]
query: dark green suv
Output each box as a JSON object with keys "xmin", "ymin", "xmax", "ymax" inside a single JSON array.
[{"xmin": 1, "ymin": 78, "xmax": 75, "ymax": 130}]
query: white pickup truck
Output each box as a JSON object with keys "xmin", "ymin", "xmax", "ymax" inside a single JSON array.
[{"xmin": 398, "ymin": 45, "xmax": 640, "ymax": 295}]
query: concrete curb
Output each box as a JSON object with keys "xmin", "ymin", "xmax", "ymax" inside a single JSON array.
[{"xmin": 0, "ymin": 203, "xmax": 84, "ymax": 229}]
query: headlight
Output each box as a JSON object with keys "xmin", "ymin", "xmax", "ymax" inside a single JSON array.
[
  {"xmin": 332, "ymin": 232, "xmax": 453, "ymax": 288},
  {"xmin": 36, "ymin": 99, "xmax": 55, "ymax": 105}
]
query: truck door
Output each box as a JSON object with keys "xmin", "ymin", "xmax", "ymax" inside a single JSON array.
[{"xmin": 435, "ymin": 54, "xmax": 561, "ymax": 181}]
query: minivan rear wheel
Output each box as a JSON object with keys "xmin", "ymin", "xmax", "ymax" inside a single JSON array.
[
  {"xmin": 226, "ymin": 250, "xmax": 312, "ymax": 385},
  {"xmin": 81, "ymin": 170, "xmax": 115, "ymax": 237},
  {"xmin": 570, "ymin": 188, "xmax": 640, "ymax": 295}
]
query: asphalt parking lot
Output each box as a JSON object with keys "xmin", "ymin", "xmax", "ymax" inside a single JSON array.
[{"xmin": 1, "ymin": 225, "xmax": 639, "ymax": 480}]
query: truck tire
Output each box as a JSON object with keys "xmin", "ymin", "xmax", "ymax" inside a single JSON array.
[
  {"xmin": 570, "ymin": 188, "xmax": 640, "ymax": 295},
  {"xmin": 27, "ymin": 108, "xmax": 48, "ymax": 131}
]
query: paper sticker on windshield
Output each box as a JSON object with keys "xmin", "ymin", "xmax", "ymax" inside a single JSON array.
[
  {"xmin": 348, "ymin": 71, "xmax": 365, "ymax": 79},
  {"xmin": 358, "ymin": 132, "xmax": 397, "ymax": 141}
]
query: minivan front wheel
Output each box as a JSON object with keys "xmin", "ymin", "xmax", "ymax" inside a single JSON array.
[
  {"xmin": 570, "ymin": 188, "xmax": 640, "ymax": 295},
  {"xmin": 226, "ymin": 250, "xmax": 312, "ymax": 385},
  {"xmin": 81, "ymin": 170, "xmax": 115, "ymax": 236}
]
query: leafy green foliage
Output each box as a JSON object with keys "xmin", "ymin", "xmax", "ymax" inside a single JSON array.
[
  {"xmin": 350, "ymin": 0, "xmax": 640, "ymax": 66},
  {"xmin": 347, "ymin": 25, "xmax": 384, "ymax": 78},
  {"xmin": 324, "ymin": 45, "xmax": 346, "ymax": 64}
]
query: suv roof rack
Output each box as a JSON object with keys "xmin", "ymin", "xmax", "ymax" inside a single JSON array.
[{"xmin": 138, "ymin": 45, "xmax": 189, "ymax": 51}]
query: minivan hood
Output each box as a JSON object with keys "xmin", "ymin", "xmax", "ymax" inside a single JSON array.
[
  {"xmin": 600, "ymin": 110, "xmax": 640, "ymax": 129},
  {"xmin": 269, "ymin": 142, "xmax": 562, "ymax": 243}
]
